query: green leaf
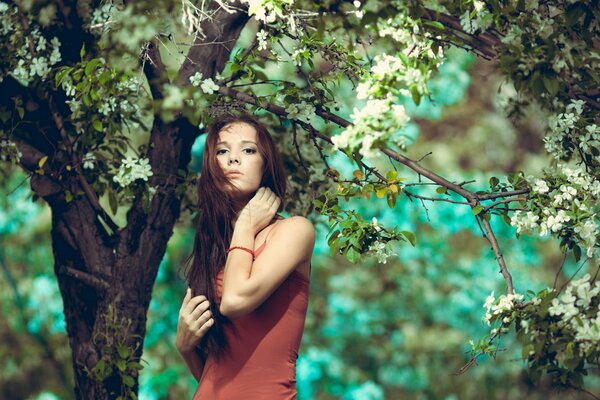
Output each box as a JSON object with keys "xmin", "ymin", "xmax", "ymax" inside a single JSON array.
[
  {"xmin": 85, "ymin": 59, "xmax": 100, "ymax": 76},
  {"xmin": 346, "ymin": 246, "xmax": 360, "ymax": 263},
  {"xmin": 108, "ymin": 190, "xmax": 118, "ymax": 215},
  {"xmin": 122, "ymin": 375, "xmax": 135, "ymax": 387},
  {"xmin": 401, "ymin": 230, "xmax": 416, "ymax": 246},
  {"xmin": 489, "ymin": 176, "xmax": 499, "ymax": 188},
  {"xmin": 38, "ymin": 155, "xmax": 48, "ymax": 168},
  {"xmin": 17, "ymin": 107, "xmax": 24, "ymax": 119},
  {"xmin": 472, "ymin": 205, "xmax": 484, "ymax": 215},
  {"xmin": 117, "ymin": 345, "xmax": 130, "ymax": 359},
  {"xmin": 573, "ymin": 244, "xmax": 581, "ymax": 262},
  {"xmin": 386, "ymin": 170, "xmax": 398, "ymax": 181},
  {"xmin": 435, "ymin": 186, "xmax": 447, "ymax": 194},
  {"xmin": 83, "ymin": 93, "xmax": 92, "ymax": 107},
  {"xmin": 99, "ymin": 70, "xmax": 112, "ymax": 85},
  {"xmin": 80, "ymin": 43, "xmax": 86, "ymax": 59},
  {"xmin": 387, "ymin": 192, "xmax": 396, "ymax": 208},
  {"xmin": 127, "ymin": 362, "xmax": 144, "ymax": 371},
  {"xmin": 93, "ymin": 119, "xmax": 104, "ymax": 132},
  {"xmin": 117, "ymin": 359, "xmax": 126, "ymax": 372},
  {"xmin": 411, "ymin": 86, "xmax": 421, "ymax": 105},
  {"xmin": 542, "ymin": 76, "xmax": 559, "ymax": 96},
  {"xmin": 423, "ymin": 20, "xmax": 445, "ymax": 30}
]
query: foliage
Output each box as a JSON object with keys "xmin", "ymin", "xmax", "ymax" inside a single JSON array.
[{"xmin": 0, "ymin": 0, "xmax": 599, "ymax": 397}]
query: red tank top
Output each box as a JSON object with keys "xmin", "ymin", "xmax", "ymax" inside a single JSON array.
[{"xmin": 193, "ymin": 235, "xmax": 310, "ymax": 400}]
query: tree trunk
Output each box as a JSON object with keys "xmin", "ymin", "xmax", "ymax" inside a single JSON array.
[{"xmin": 7, "ymin": 2, "xmax": 250, "ymax": 397}]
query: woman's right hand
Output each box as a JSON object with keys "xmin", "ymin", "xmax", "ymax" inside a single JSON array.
[
  {"xmin": 236, "ymin": 187, "xmax": 281, "ymax": 235},
  {"xmin": 176, "ymin": 288, "xmax": 214, "ymax": 354}
]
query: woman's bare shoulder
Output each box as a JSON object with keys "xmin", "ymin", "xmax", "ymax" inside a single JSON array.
[{"xmin": 274, "ymin": 216, "xmax": 315, "ymax": 240}]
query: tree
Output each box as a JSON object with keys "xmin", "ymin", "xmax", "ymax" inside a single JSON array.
[{"xmin": 0, "ymin": 0, "xmax": 598, "ymax": 398}]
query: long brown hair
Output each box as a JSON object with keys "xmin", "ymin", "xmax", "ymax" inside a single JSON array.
[{"xmin": 183, "ymin": 113, "xmax": 287, "ymax": 359}]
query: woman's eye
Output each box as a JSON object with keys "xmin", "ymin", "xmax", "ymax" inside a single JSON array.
[
  {"xmin": 243, "ymin": 148, "xmax": 257, "ymax": 154},
  {"xmin": 216, "ymin": 149, "xmax": 227, "ymax": 155}
]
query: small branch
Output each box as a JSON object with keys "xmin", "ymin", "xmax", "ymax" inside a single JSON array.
[
  {"xmin": 477, "ymin": 189, "xmax": 531, "ymax": 200},
  {"xmin": 58, "ymin": 265, "xmax": 110, "ymax": 291},
  {"xmin": 45, "ymin": 93, "xmax": 74, "ymax": 151},
  {"xmin": 177, "ymin": 1, "xmax": 249, "ymax": 84},
  {"xmin": 403, "ymin": 189, "xmax": 471, "ymax": 205},
  {"xmin": 479, "ymin": 215, "xmax": 514, "ymax": 294},
  {"xmin": 421, "ymin": 8, "xmax": 500, "ymax": 58},
  {"xmin": 292, "ymin": 122, "xmax": 309, "ymax": 174},
  {"xmin": 482, "ymin": 197, "xmax": 528, "ymax": 212},
  {"xmin": 46, "ymin": 92, "xmax": 120, "ymax": 234},
  {"xmin": 456, "ymin": 331, "xmax": 503, "ymax": 375},
  {"xmin": 73, "ymin": 163, "xmax": 120, "ymax": 234},
  {"xmin": 141, "ymin": 41, "xmax": 169, "ymax": 100}
]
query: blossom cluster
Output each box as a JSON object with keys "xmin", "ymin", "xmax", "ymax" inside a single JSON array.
[
  {"xmin": 189, "ymin": 72, "xmax": 219, "ymax": 95},
  {"xmin": 459, "ymin": 1, "xmax": 493, "ymax": 34},
  {"xmin": 113, "ymin": 156, "xmax": 153, "ymax": 188},
  {"xmin": 482, "ymin": 290, "xmax": 525, "ymax": 326},
  {"xmin": 548, "ymin": 274, "xmax": 600, "ymax": 355},
  {"xmin": 544, "ymin": 99, "xmax": 600, "ymax": 163},
  {"xmin": 0, "ymin": 137, "xmax": 23, "ymax": 164},
  {"xmin": 331, "ymin": 96, "xmax": 410, "ymax": 160},
  {"xmin": 365, "ymin": 12, "xmax": 444, "ymax": 100},
  {"xmin": 0, "ymin": 3, "xmax": 62, "ymax": 86},
  {"xmin": 510, "ymin": 162, "xmax": 599, "ymax": 258},
  {"xmin": 366, "ymin": 218, "xmax": 397, "ymax": 264},
  {"xmin": 241, "ymin": 0, "xmax": 294, "ymax": 24},
  {"xmin": 83, "ymin": 152, "xmax": 96, "ymax": 170},
  {"xmin": 285, "ymin": 101, "xmax": 315, "ymax": 122},
  {"xmin": 58, "ymin": 62, "xmax": 142, "ymax": 130}
]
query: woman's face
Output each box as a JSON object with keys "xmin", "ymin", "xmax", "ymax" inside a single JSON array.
[{"xmin": 215, "ymin": 122, "xmax": 265, "ymax": 198}]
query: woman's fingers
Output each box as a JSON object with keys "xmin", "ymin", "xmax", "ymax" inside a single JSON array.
[
  {"xmin": 190, "ymin": 309, "xmax": 214, "ymax": 332},
  {"xmin": 189, "ymin": 299, "xmax": 211, "ymax": 321},
  {"xmin": 182, "ymin": 294, "xmax": 207, "ymax": 316},
  {"xmin": 181, "ymin": 287, "xmax": 192, "ymax": 308}
]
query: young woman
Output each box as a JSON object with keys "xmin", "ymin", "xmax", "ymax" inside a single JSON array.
[{"xmin": 176, "ymin": 113, "xmax": 315, "ymax": 399}]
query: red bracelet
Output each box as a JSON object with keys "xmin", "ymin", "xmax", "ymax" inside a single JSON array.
[{"xmin": 227, "ymin": 246, "xmax": 255, "ymax": 261}]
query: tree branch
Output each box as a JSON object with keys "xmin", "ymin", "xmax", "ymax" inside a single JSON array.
[
  {"xmin": 46, "ymin": 93, "xmax": 120, "ymax": 234},
  {"xmin": 220, "ymin": 84, "xmax": 516, "ymax": 294},
  {"xmin": 58, "ymin": 265, "xmax": 110, "ymax": 291},
  {"xmin": 141, "ymin": 40, "xmax": 169, "ymax": 100},
  {"xmin": 421, "ymin": 8, "xmax": 500, "ymax": 58},
  {"xmin": 177, "ymin": 0, "xmax": 250, "ymax": 84}
]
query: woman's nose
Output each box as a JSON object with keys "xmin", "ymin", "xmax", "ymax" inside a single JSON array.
[{"xmin": 228, "ymin": 154, "xmax": 240, "ymax": 165}]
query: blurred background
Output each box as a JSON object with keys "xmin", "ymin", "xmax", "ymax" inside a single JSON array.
[{"xmin": 2, "ymin": 37, "xmax": 598, "ymax": 400}]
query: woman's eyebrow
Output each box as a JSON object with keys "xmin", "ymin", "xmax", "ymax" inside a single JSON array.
[{"xmin": 216, "ymin": 140, "xmax": 257, "ymax": 146}]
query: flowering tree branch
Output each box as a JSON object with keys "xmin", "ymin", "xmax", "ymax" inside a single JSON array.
[{"xmin": 219, "ymin": 84, "xmax": 517, "ymax": 294}]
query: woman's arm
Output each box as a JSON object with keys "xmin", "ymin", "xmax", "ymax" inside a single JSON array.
[
  {"xmin": 179, "ymin": 348, "xmax": 205, "ymax": 382},
  {"xmin": 176, "ymin": 288, "xmax": 213, "ymax": 381},
  {"xmin": 220, "ymin": 215, "xmax": 315, "ymax": 318}
]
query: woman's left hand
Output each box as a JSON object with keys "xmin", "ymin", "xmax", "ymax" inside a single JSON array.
[{"xmin": 235, "ymin": 187, "xmax": 281, "ymax": 235}]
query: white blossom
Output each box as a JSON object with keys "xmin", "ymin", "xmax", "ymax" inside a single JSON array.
[
  {"xmin": 83, "ymin": 152, "xmax": 96, "ymax": 170},
  {"xmin": 532, "ymin": 179, "xmax": 549, "ymax": 194},
  {"xmin": 113, "ymin": 156, "xmax": 153, "ymax": 188},
  {"xmin": 200, "ymin": 78, "xmax": 219, "ymax": 94},
  {"xmin": 189, "ymin": 72, "xmax": 203, "ymax": 87},
  {"xmin": 256, "ymin": 29, "xmax": 268, "ymax": 51}
]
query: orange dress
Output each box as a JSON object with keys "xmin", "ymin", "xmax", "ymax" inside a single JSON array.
[{"xmin": 193, "ymin": 239, "xmax": 310, "ymax": 400}]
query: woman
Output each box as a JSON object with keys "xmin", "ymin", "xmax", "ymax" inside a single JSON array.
[{"xmin": 176, "ymin": 113, "xmax": 315, "ymax": 399}]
